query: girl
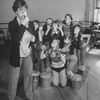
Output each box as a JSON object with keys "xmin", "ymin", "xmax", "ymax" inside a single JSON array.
[
  {"xmin": 35, "ymin": 25, "xmax": 46, "ymax": 73},
  {"xmin": 61, "ymin": 35, "xmax": 77, "ymax": 77},
  {"xmin": 43, "ymin": 18, "xmax": 53, "ymax": 45},
  {"xmin": 32, "ymin": 20, "xmax": 40, "ymax": 42},
  {"xmin": 49, "ymin": 38, "xmax": 67, "ymax": 87},
  {"xmin": 62, "ymin": 14, "xmax": 73, "ymax": 36},
  {"xmin": 32, "ymin": 20, "xmax": 42, "ymax": 72},
  {"xmin": 71, "ymin": 24, "xmax": 83, "ymax": 67},
  {"xmin": 71, "ymin": 23, "xmax": 90, "ymax": 67},
  {"xmin": 50, "ymin": 21, "xmax": 64, "ymax": 49},
  {"xmin": 41, "ymin": 18, "xmax": 53, "ymax": 71}
]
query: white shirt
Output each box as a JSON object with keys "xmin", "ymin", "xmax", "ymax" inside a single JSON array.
[
  {"xmin": 17, "ymin": 17, "xmax": 32, "ymax": 57},
  {"xmin": 20, "ymin": 30, "xmax": 32, "ymax": 57}
]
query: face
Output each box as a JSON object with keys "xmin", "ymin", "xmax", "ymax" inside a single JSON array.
[
  {"xmin": 74, "ymin": 26, "xmax": 80, "ymax": 37},
  {"xmin": 52, "ymin": 23, "xmax": 58, "ymax": 30},
  {"xmin": 51, "ymin": 39, "xmax": 59, "ymax": 48},
  {"xmin": 65, "ymin": 16, "xmax": 72, "ymax": 25},
  {"xmin": 46, "ymin": 19, "xmax": 52, "ymax": 26},
  {"xmin": 15, "ymin": 6, "xmax": 28, "ymax": 20},
  {"xmin": 34, "ymin": 22, "xmax": 39, "ymax": 30},
  {"xmin": 39, "ymin": 26, "xmax": 43, "ymax": 31}
]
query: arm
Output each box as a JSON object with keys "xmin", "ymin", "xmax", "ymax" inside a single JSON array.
[
  {"xmin": 38, "ymin": 26, "xmax": 44, "ymax": 42},
  {"xmin": 45, "ymin": 25, "xmax": 51, "ymax": 35},
  {"xmin": 9, "ymin": 22, "xmax": 27, "ymax": 44},
  {"xmin": 61, "ymin": 45, "xmax": 70, "ymax": 53},
  {"xmin": 9, "ymin": 16, "xmax": 30, "ymax": 44},
  {"xmin": 81, "ymin": 34, "xmax": 91, "ymax": 48},
  {"xmin": 58, "ymin": 24, "xmax": 64, "ymax": 36}
]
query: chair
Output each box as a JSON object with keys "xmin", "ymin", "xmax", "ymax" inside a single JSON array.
[
  {"xmin": 90, "ymin": 29, "xmax": 100, "ymax": 49},
  {"xmin": 0, "ymin": 29, "xmax": 5, "ymax": 45}
]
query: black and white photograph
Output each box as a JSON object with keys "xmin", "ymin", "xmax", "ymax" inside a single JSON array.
[{"xmin": 0, "ymin": 0, "xmax": 100, "ymax": 100}]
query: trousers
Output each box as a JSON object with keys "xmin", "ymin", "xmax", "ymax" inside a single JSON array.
[{"xmin": 8, "ymin": 54, "xmax": 33, "ymax": 100}]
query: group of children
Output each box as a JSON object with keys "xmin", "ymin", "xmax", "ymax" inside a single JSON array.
[
  {"xmin": 32, "ymin": 15, "xmax": 90, "ymax": 87},
  {"xmin": 8, "ymin": 0, "xmax": 90, "ymax": 100}
]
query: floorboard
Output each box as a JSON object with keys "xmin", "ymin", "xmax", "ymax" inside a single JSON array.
[{"xmin": 0, "ymin": 44, "xmax": 100, "ymax": 100}]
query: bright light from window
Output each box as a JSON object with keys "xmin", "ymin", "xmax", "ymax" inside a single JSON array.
[
  {"xmin": 96, "ymin": 61, "xmax": 100, "ymax": 67},
  {"xmin": 88, "ymin": 49, "xmax": 100, "ymax": 54},
  {"xmin": 94, "ymin": 9, "xmax": 100, "ymax": 22}
]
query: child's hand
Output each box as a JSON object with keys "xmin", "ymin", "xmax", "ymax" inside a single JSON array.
[
  {"xmin": 58, "ymin": 24, "xmax": 62, "ymax": 31},
  {"xmin": 81, "ymin": 42, "xmax": 88, "ymax": 48},
  {"xmin": 51, "ymin": 52, "xmax": 56, "ymax": 57},
  {"xmin": 81, "ymin": 37, "xmax": 83, "ymax": 41},
  {"xmin": 39, "ymin": 26, "xmax": 43, "ymax": 31},
  {"xmin": 67, "ymin": 71, "xmax": 74, "ymax": 78},
  {"xmin": 45, "ymin": 26, "xmax": 51, "ymax": 35},
  {"xmin": 41, "ymin": 45, "xmax": 46, "ymax": 50},
  {"xmin": 61, "ymin": 46, "xmax": 70, "ymax": 53},
  {"xmin": 47, "ymin": 25, "xmax": 51, "ymax": 31},
  {"xmin": 22, "ymin": 16, "xmax": 29, "ymax": 26},
  {"xmin": 30, "ymin": 35, "xmax": 35, "ymax": 42},
  {"xmin": 61, "ymin": 54, "xmax": 66, "ymax": 64}
]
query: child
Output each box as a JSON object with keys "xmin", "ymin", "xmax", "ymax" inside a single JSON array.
[
  {"xmin": 32, "ymin": 20, "xmax": 43, "ymax": 72},
  {"xmin": 61, "ymin": 35, "xmax": 77, "ymax": 77},
  {"xmin": 49, "ymin": 38, "xmax": 67, "ymax": 87},
  {"xmin": 39, "ymin": 26, "xmax": 48, "ymax": 73},
  {"xmin": 50, "ymin": 21, "xmax": 64, "ymax": 48},
  {"xmin": 71, "ymin": 23, "xmax": 89, "ymax": 67},
  {"xmin": 62, "ymin": 14, "xmax": 73, "ymax": 36},
  {"xmin": 43, "ymin": 18, "xmax": 53, "ymax": 45},
  {"xmin": 8, "ymin": 0, "xmax": 35, "ymax": 100},
  {"xmin": 41, "ymin": 18, "xmax": 53, "ymax": 72}
]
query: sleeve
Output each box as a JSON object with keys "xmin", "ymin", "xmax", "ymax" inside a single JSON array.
[{"xmin": 9, "ymin": 22, "xmax": 27, "ymax": 44}]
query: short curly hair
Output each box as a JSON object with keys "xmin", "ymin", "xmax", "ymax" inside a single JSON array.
[{"xmin": 12, "ymin": 0, "xmax": 28, "ymax": 12}]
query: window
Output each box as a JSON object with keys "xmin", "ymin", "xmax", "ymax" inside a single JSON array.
[{"xmin": 94, "ymin": 0, "xmax": 100, "ymax": 22}]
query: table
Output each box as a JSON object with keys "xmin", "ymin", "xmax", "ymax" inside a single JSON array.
[{"xmin": 90, "ymin": 29, "xmax": 100, "ymax": 49}]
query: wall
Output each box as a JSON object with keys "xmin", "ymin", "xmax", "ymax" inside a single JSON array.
[{"xmin": 0, "ymin": 0, "xmax": 86, "ymax": 23}]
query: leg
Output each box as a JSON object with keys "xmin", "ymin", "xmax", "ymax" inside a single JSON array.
[
  {"xmin": 46, "ymin": 56, "xmax": 51, "ymax": 69},
  {"xmin": 40, "ymin": 58, "xmax": 46, "ymax": 73},
  {"xmin": 37, "ymin": 51, "xmax": 41, "ymax": 72},
  {"xmin": 67, "ymin": 54, "xmax": 77, "ymax": 72},
  {"xmin": 52, "ymin": 70, "xmax": 59, "ymax": 86},
  {"xmin": 16, "ymin": 64, "xmax": 24, "ymax": 95},
  {"xmin": 23, "ymin": 54, "xmax": 33, "ymax": 100},
  {"xmin": 59, "ymin": 68, "xmax": 67, "ymax": 87},
  {"xmin": 76, "ymin": 49, "xmax": 81, "ymax": 66},
  {"xmin": 8, "ymin": 65, "xmax": 20, "ymax": 100},
  {"xmin": 81, "ymin": 47, "xmax": 86, "ymax": 65}
]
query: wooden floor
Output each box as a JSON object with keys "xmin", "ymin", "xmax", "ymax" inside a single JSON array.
[
  {"xmin": 0, "ymin": 42, "xmax": 100, "ymax": 100},
  {"xmin": 84, "ymin": 48, "xmax": 100, "ymax": 100}
]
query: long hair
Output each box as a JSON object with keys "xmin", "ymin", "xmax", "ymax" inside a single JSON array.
[
  {"xmin": 71, "ymin": 24, "xmax": 83, "ymax": 49},
  {"xmin": 43, "ymin": 18, "xmax": 53, "ymax": 33},
  {"xmin": 63, "ymin": 14, "xmax": 73, "ymax": 25}
]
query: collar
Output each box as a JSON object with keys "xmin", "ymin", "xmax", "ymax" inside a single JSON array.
[{"xmin": 16, "ymin": 17, "xmax": 22, "ymax": 25}]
